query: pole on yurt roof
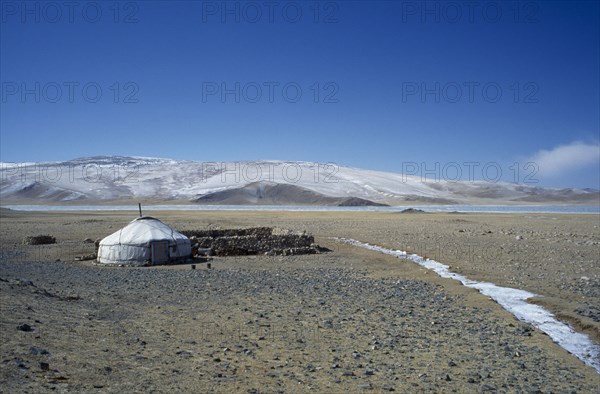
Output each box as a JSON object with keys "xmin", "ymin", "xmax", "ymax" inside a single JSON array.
[{"xmin": 138, "ymin": 203, "xmax": 143, "ymax": 217}]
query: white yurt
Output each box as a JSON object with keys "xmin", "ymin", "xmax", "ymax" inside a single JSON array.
[{"xmin": 97, "ymin": 216, "xmax": 191, "ymax": 265}]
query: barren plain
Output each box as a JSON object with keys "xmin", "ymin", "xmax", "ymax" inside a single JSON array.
[{"xmin": 1, "ymin": 209, "xmax": 599, "ymax": 393}]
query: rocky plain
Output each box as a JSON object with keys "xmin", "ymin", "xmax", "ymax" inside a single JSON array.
[{"xmin": 0, "ymin": 208, "xmax": 599, "ymax": 393}]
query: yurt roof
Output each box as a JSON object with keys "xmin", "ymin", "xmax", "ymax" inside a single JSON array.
[{"xmin": 100, "ymin": 216, "xmax": 189, "ymax": 246}]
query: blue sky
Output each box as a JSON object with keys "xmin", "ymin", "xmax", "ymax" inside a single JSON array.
[{"xmin": 1, "ymin": 0, "xmax": 599, "ymax": 188}]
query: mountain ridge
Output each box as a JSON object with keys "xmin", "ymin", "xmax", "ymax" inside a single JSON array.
[{"xmin": 1, "ymin": 156, "xmax": 598, "ymax": 205}]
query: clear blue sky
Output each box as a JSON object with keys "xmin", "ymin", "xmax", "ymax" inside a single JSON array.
[{"xmin": 1, "ymin": 1, "xmax": 599, "ymax": 188}]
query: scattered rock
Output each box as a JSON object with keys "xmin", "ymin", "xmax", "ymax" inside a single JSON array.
[
  {"xmin": 17, "ymin": 323, "xmax": 34, "ymax": 332},
  {"xmin": 399, "ymin": 208, "xmax": 426, "ymax": 214},
  {"xmin": 23, "ymin": 235, "xmax": 56, "ymax": 245},
  {"xmin": 514, "ymin": 323, "xmax": 533, "ymax": 336},
  {"xmin": 30, "ymin": 347, "xmax": 50, "ymax": 355},
  {"xmin": 14, "ymin": 357, "xmax": 29, "ymax": 370},
  {"xmin": 195, "ymin": 247, "xmax": 214, "ymax": 257},
  {"xmin": 575, "ymin": 307, "xmax": 600, "ymax": 322},
  {"xmin": 75, "ymin": 253, "xmax": 97, "ymax": 261}
]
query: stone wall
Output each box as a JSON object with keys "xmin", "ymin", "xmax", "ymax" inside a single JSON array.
[{"xmin": 180, "ymin": 227, "xmax": 328, "ymax": 257}]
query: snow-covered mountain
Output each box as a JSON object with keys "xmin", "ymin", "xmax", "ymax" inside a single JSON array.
[{"xmin": 0, "ymin": 156, "xmax": 598, "ymax": 205}]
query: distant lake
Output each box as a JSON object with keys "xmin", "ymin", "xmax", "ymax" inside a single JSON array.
[{"xmin": 3, "ymin": 205, "xmax": 599, "ymax": 214}]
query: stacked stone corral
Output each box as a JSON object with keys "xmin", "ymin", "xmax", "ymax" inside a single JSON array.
[
  {"xmin": 183, "ymin": 227, "xmax": 274, "ymax": 238},
  {"xmin": 180, "ymin": 227, "xmax": 328, "ymax": 257}
]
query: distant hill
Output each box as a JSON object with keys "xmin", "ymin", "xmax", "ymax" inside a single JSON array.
[
  {"xmin": 192, "ymin": 182, "xmax": 388, "ymax": 206},
  {"xmin": 1, "ymin": 156, "xmax": 598, "ymax": 205}
]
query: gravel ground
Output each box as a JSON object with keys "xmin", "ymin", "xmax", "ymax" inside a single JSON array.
[{"xmin": 0, "ymin": 209, "xmax": 599, "ymax": 392}]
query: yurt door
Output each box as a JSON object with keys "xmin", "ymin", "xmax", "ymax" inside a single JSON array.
[{"xmin": 151, "ymin": 241, "xmax": 169, "ymax": 265}]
